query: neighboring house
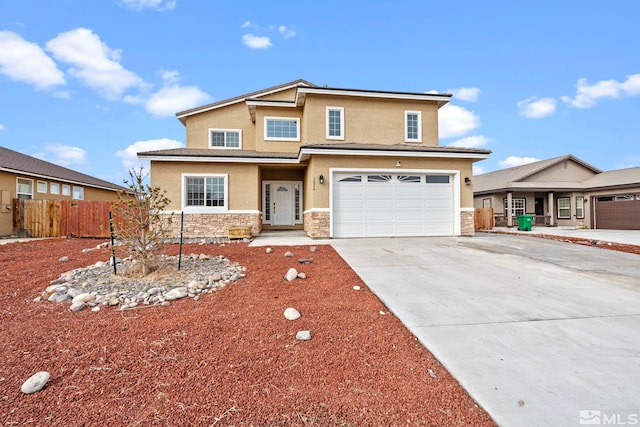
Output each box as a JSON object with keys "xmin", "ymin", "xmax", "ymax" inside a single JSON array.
[
  {"xmin": 473, "ymin": 154, "xmax": 640, "ymax": 230},
  {"xmin": 0, "ymin": 146, "xmax": 125, "ymax": 236},
  {"xmin": 138, "ymin": 79, "xmax": 491, "ymax": 239}
]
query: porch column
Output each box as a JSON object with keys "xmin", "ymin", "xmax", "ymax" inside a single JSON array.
[
  {"xmin": 547, "ymin": 192, "xmax": 555, "ymax": 226},
  {"xmin": 507, "ymin": 192, "xmax": 513, "ymax": 227}
]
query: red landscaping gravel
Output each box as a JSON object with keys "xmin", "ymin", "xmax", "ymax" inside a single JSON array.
[{"xmin": 0, "ymin": 238, "xmax": 495, "ymax": 426}]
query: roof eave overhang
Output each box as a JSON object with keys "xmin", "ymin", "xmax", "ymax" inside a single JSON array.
[
  {"xmin": 0, "ymin": 166, "xmax": 122, "ymax": 192},
  {"xmin": 298, "ymin": 147, "xmax": 489, "ymax": 162},
  {"xmin": 137, "ymin": 154, "xmax": 301, "ymax": 164},
  {"xmin": 295, "ymin": 87, "xmax": 452, "ymax": 108}
]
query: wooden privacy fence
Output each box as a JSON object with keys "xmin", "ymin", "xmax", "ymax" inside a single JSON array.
[
  {"xmin": 13, "ymin": 199, "xmax": 124, "ymax": 238},
  {"xmin": 474, "ymin": 207, "xmax": 494, "ymax": 231}
]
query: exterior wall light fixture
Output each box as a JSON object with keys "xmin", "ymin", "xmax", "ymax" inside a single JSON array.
[
  {"xmin": 319, "ymin": 175, "xmax": 325, "ymax": 185},
  {"xmin": 464, "ymin": 176, "xmax": 472, "ymax": 185}
]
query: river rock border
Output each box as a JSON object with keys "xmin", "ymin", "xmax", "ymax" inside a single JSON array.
[{"xmin": 38, "ymin": 251, "xmax": 246, "ymax": 312}]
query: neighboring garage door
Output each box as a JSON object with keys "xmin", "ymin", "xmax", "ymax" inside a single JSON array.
[
  {"xmin": 594, "ymin": 195, "xmax": 640, "ymax": 230},
  {"xmin": 333, "ymin": 172, "xmax": 454, "ymax": 237}
]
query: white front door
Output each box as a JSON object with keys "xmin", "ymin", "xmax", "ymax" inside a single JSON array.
[{"xmin": 273, "ymin": 184, "xmax": 294, "ymax": 225}]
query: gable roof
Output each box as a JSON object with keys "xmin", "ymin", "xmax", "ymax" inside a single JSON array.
[
  {"xmin": 175, "ymin": 79, "xmax": 315, "ymax": 124},
  {"xmin": 176, "ymin": 79, "xmax": 452, "ymax": 125},
  {"xmin": 0, "ymin": 146, "xmax": 125, "ymax": 192},
  {"xmin": 473, "ymin": 155, "xmax": 602, "ymax": 194}
]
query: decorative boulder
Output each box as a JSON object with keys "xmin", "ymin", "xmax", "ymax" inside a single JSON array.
[
  {"xmin": 284, "ymin": 307, "xmax": 301, "ymax": 320},
  {"xmin": 21, "ymin": 371, "xmax": 50, "ymax": 394},
  {"xmin": 284, "ymin": 268, "xmax": 298, "ymax": 281}
]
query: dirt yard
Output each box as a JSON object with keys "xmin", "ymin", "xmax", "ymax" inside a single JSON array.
[{"xmin": 0, "ymin": 238, "xmax": 495, "ymax": 426}]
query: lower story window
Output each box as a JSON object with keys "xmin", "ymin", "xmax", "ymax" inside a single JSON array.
[
  {"xmin": 17, "ymin": 178, "xmax": 33, "ymax": 200},
  {"xmin": 504, "ymin": 198, "xmax": 525, "ymax": 216},
  {"xmin": 72, "ymin": 186, "xmax": 84, "ymax": 200},
  {"xmin": 575, "ymin": 197, "xmax": 584, "ymax": 219},
  {"xmin": 185, "ymin": 176, "xmax": 226, "ymax": 208},
  {"xmin": 557, "ymin": 197, "xmax": 571, "ymax": 219}
]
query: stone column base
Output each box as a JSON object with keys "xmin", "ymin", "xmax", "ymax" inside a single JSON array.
[{"xmin": 303, "ymin": 211, "xmax": 330, "ymax": 238}]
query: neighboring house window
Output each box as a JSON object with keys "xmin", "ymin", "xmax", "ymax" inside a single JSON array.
[
  {"xmin": 265, "ymin": 117, "xmax": 300, "ymax": 141},
  {"xmin": 326, "ymin": 107, "xmax": 344, "ymax": 140},
  {"xmin": 184, "ymin": 175, "xmax": 227, "ymax": 210},
  {"xmin": 209, "ymin": 129, "xmax": 241, "ymax": 149},
  {"xmin": 557, "ymin": 197, "xmax": 571, "ymax": 219},
  {"xmin": 72, "ymin": 186, "xmax": 84, "ymax": 200},
  {"xmin": 483, "ymin": 198, "xmax": 492, "ymax": 208},
  {"xmin": 576, "ymin": 198, "xmax": 585, "ymax": 219},
  {"xmin": 50, "ymin": 183, "xmax": 60, "ymax": 195},
  {"xmin": 405, "ymin": 110, "xmax": 422, "ymax": 142},
  {"xmin": 17, "ymin": 178, "xmax": 33, "ymax": 200},
  {"xmin": 62, "ymin": 184, "xmax": 71, "ymax": 196},
  {"xmin": 504, "ymin": 198, "xmax": 525, "ymax": 216},
  {"xmin": 37, "ymin": 181, "xmax": 47, "ymax": 193}
]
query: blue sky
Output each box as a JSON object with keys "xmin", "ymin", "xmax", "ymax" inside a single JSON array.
[{"xmin": 1, "ymin": 0, "xmax": 639, "ymax": 185}]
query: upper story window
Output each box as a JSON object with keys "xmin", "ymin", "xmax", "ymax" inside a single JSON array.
[
  {"xmin": 405, "ymin": 110, "xmax": 422, "ymax": 143},
  {"xmin": 326, "ymin": 107, "xmax": 344, "ymax": 140},
  {"xmin": 265, "ymin": 117, "xmax": 300, "ymax": 141},
  {"xmin": 17, "ymin": 178, "xmax": 33, "ymax": 200},
  {"xmin": 72, "ymin": 186, "xmax": 84, "ymax": 200},
  {"xmin": 209, "ymin": 129, "xmax": 241, "ymax": 149}
]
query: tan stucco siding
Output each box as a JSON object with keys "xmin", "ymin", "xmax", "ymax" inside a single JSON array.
[
  {"xmin": 184, "ymin": 102, "xmax": 256, "ymax": 150},
  {"xmin": 302, "ymin": 96, "xmax": 439, "ymax": 146},
  {"xmin": 150, "ymin": 161, "xmax": 259, "ymax": 211},
  {"xmin": 304, "ymin": 155, "xmax": 474, "ymax": 210},
  {"xmin": 258, "ymin": 86, "xmax": 298, "ymax": 101},
  {"xmin": 254, "ymin": 106, "xmax": 304, "ymax": 153}
]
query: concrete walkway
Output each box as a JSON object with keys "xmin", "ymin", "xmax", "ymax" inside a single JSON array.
[
  {"xmin": 492, "ymin": 226, "xmax": 640, "ymax": 247},
  {"xmin": 330, "ymin": 235, "xmax": 640, "ymax": 426}
]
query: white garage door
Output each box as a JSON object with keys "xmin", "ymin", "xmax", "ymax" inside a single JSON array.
[{"xmin": 333, "ymin": 172, "xmax": 454, "ymax": 237}]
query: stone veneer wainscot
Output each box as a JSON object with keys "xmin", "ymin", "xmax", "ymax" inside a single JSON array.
[{"xmin": 163, "ymin": 213, "xmax": 262, "ymax": 239}]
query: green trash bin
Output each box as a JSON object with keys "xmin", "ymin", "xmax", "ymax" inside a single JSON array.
[{"xmin": 517, "ymin": 214, "xmax": 533, "ymax": 231}]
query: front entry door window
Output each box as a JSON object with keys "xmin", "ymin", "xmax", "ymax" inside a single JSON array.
[{"xmin": 273, "ymin": 184, "xmax": 294, "ymax": 225}]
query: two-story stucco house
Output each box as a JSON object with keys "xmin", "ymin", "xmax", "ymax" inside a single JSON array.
[{"xmin": 138, "ymin": 79, "xmax": 491, "ymax": 238}]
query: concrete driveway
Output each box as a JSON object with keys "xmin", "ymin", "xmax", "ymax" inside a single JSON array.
[{"xmin": 330, "ymin": 233, "xmax": 640, "ymax": 427}]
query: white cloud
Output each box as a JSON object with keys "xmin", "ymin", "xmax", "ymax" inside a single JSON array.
[
  {"xmin": 241, "ymin": 21, "xmax": 252, "ymax": 28},
  {"xmin": 561, "ymin": 74, "xmax": 640, "ymax": 108},
  {"xmin": 36, "ymin": 144, "xmax": 88, "ymax": 168},
  {"xmin": 46, "ymin": 28, "xmax": 148, "ymax": 100},
  {"xmin": 145, "ymin": 70, "xmax": 211, "ymax": 117},
  {"xmin": 122, "ymin": 0, "xmax": 176, "ymax": 11},
  {"xmin": 278, "ymin": 25, "xmax": 296, "ymax": 39},
  {"xmin": 473, "ymin": 165, "xmax": 485, "ymax": 175},
  {"xmin": 498, "ymin": 156, "xmax": 540, "ymax": 169},
  {"xmin": 0, "ymin": 31, "xmax": 65, "ymax": 90},
  {"xmin": 0, "ymin": 123, "xmax": 5, "ymax": 131},
  {"xmin": 116, "ymin": 138, "xmax": 184, "ymax": 170},
  {"xmin": 517, "ymin": 96, "xmax": 557, "ymax": 119},
  {"xmin": 242, "ymin": 34, "xmax": 272, "ymax": 49},
  {"xmin": 449, "ymin": 87, "xmax": 480, "ymax": 102},
  {"xmin": 438, "ymin": 104, "xmax": 481, "ymax": 139},
  {"xmin": 446, "ymin": 135, "xmax": 489, "ymax": 148}
]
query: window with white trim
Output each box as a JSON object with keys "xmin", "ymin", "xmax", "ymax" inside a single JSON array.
[
  {"xmin": 265, "ymin": 117, "xmax": 300, "ymax": 141},
  {"xmin": 72, "ymin": 186, "xmax": 84, "ymax": 200},
  {"xmin": 557, "ymin": 197, "xmax": 571, "ymax": 219},
  {"xmin": 326, "ymin": 107, "xmax": 344, "ymax": 140},
  {"xmin": 50, "ymin": 183, "xmax": 60, "ymax": 195},
  {"xmin": 575, "ymin": 197, "xmax": 584, "ymax": 219},
  {"xmin": 184, "ymin": 175, "xmax": 227, "ymax": 209},
  {"xmin": 504, "ymin": 198, "xmax": 525, "ymax": 216},
  {"xmin": 62, "ymin": 184, "xmax": 71, "ymax": 196},
  {"xmin": 37, "ymin": 181, "xmax": 47, "ymax": 193},
  {"xmin": 17, "ymin": 178, "xmax": 33, "ymax": 200},
  {"xmin": 483, "ymin": 198, "xmax": 492, "ymax": 208},
  {"xmin": 405, "ymin": 110, "xmax": 422, "ymax": 142},
  {"xmin": 209, "ymin": 129, "xmax": 241, "ymax": 149}
]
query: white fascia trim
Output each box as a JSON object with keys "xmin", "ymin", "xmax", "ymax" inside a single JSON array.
[
  {"xmin": 138, "ymin": 155, "xmax": 299, "ymax": 164},
  {"xmin": 303, "ymin": 208, "xmax": 330, "ymax": 214},
  {"xmin": 299, "ymin": 148, "xmax": 490, "ymax": 160},
  {"xmin": 245, "ymin": 100, "xmax": 297, "ymax": 108},
  {"xmin": 177, "ymin": 82, "xmax": 307, "ymax": 119},
  {"xmin": 296, "ymin": 87, "xmax": 451, "ymax": 105},
  {"xmin": 1, "ymin": 167, "xmax": 119, "ymax": 192},
  {"xmin": 460, "ymin": 207, "xmax": 476, "ymax": 212}
]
